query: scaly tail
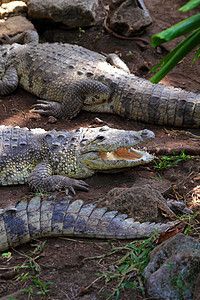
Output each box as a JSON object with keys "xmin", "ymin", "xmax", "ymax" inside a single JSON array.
[{"xmin": 0, "ymin": 195, "xmax": 177, "ymax": 251}]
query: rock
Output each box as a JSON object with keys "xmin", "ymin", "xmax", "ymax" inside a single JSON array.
[
  {"xmin": 1, "ymin": 0, "xmax": 26, "ymax": 3},
  {"xmin": 143, "ymin": 234, "xmax": 200, "ymax": 300},
  {"xmin": 103, "ymin": 184, "xmax": 178, "ymax": 222},
  {"xmin": 193, "ymin": 273, "xmax": 200, "ymax": 300},
  {"xmin": 47, "ymin": 116, "xmax": 57, "ymax": 124},
  {"xmin": 0, "ymin": 16, "xmax": 35, "ymax": 38},
  {"xmin": 143, "ymin": 234, "xmax": 200, "ymax": 278},
  {"xmin": 108, "ymin": 0, "xmax": 152, "ymax": 36},
  {"xmin": 146, "ymin": 253, "xmax": 200, "ymax": 300},
  {"xmin": 0, "ymin": 1, "xmax": 27, "ymax": 19},
  {"xmin": 26, "ymin": 0, "xmax": 99, "ymax": 28}
]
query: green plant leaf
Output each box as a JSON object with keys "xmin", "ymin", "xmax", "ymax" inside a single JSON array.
[
  {"xmin": 149, "ymin": 31, "xmax": 194, "ymax": 73},
  {"xmin": 151, "ymin": 13, "xmax": 200, "ymax": 47},
  {"xmin": 179, "ymin": 0, "xmax": 200, "ymax": 11},
  {"xmin": 150, "ymin": 28, "xmax": 200, "ymax": 83},
  {"xmin": 192, "ymin": 45, "xmax": 200, "ymax": 63}
]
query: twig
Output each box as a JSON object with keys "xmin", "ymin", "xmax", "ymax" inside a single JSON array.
[{"xmin": 76, "ymin": 276, "xmax": 102, "ymax": 297}]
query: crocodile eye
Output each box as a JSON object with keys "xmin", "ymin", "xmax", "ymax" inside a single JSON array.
[{"xmin": 94, "ymin": 135, "xmax": 105, "ymax": 141}]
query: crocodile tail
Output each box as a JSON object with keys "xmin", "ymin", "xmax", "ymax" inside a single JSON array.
[
  {"xmin": 0, "ymin": 195, "xmax": 177, "ymax": 251},
  {"xmin": 117, "ymin": 75, "xmax": 200, "ymax": 128}
]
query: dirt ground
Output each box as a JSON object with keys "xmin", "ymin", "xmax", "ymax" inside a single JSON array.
[{"xmin": 0, "ymin": 0, "xmax": 200, "ymax": 299}]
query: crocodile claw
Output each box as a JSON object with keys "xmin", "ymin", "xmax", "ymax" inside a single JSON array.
[
  {"xmin": 31, "ymin": 100, "xmax": 62, "ymax": 117},
  {"xmin": 0, "ymin": 34, "xmax": 11, "ymax": 44},
  {"xmin": 66, "ymin": 179, "xmax": 89, "ymax": 195},
  {"xmin": 167, "ymin": 200, "xmax": 193, "ymax": 215}
]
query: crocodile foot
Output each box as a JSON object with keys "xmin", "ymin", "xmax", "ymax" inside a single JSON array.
[
  {"xmin": 0, "ymin": 34, "xmax": 12, "ymax": 44},
  {"xmin": 167, "ymin": 200, "xmax": 193, "ymax": 216},
  {"xmin": 63, "ymin": 178, "xmax": 89, "ymax": 195},
  {"xmin": 29, "ymin": 173, "xmax": 89, "ymax": 195},
  {"xmin": 31, "ymin": 100, "xmax": 63, "ymax": 118}
]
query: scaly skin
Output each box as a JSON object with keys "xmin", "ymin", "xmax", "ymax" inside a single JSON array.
[
  {"xmin": 0, "ymin": 125, "xmax": 154, "ymax": 193},
  {"xmin": 0, "ymin": 194, "xmax": 177, "ymax": 251},
  {"xmin": 0, "ymin": 30, "xmax": 200, "ymax": 127}
]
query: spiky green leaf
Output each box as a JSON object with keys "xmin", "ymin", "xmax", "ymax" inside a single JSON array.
[
  {"xmin": 151, "ymin": 13, "xmax": 200, "ymax": 47},
  {"xmin": 150, "ymin": 28, "xmax": 200, "ymax": 83},
  {"xmin": 179, "ymin": 0, "xmax": 200, "ymax": 11}
]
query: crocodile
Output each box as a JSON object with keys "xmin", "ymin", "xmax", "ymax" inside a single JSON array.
[
  {"xmin": 0, "ymin": 125, "xmax": 154, "ymax": 194},
  {"xmin": 0, "ymin": 194, "xmax": 178, "ymax": 251},
  {"xmin": 0, "ymin": 30, "xmax": 200, "ymax": 127}
]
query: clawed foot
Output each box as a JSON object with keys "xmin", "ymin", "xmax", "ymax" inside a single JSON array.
[
  {"xmin": 0, "ymin": 34, "xmax": 12, "ymax": 45},
  {"xmin": 167, "ymin": 200, "xmax": 193, "ymax": 215},
  {"xmin": 65, "ymin": 179, "xmax": 89, "ymax": 195},
  {"xmin": 31, "ymin": 100, "xmax": 62, "ymax": 117}
]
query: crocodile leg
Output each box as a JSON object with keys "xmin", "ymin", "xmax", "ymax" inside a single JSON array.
[
  {"xmin": 106, "ymin": 53, "xmax": 130, "ymax": 74},
  {"xmin": 28, "ymin": 160, "xmax": 89, "ymax": 194},
  {"xmin": 0, "ymin": 30, "xmax": 39, "ymax": 45},
  {"xmin": 0, "ymin": 66, "xmax": 18, "ymax": 95},
  {"xmin": 32, "ymin": 80, "xmax": 111, "ymax": 119}
]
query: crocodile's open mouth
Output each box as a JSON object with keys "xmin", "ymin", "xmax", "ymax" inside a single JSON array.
[{"xmin": 100, "ymin": 147, "xmax": 143, "ymax": 161}]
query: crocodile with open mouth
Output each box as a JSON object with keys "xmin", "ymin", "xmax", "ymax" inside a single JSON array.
[{"xmin": 0, "ymin": 125, "xmax": 154, "ymax": 194}]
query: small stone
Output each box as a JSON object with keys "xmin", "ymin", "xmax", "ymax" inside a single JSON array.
[
  {"xmin": 156, "ymin": 46, "xmax": 162, "ymax": 54},
  {"xmin": 136, "ymin": 41, "xmax": 148, "ymax": 51},
  {"xmin": 47, "ymin": 116, "xmax": 57, "ymax": 124}
]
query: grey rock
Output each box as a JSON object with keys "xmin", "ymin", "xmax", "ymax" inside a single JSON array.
[
  {"xmin": 146, "ymin": 253, "xmax": 200, "ymax": 300},
  {"xmin": 143, "ymin": 234, "xmax": 200, "ymax": 300},
  {"xmin": 108, "ymin": 0, "xmax": 152, "ymax": 36},
  {"xmin": 193, "ymin": 272, "xmax": 200, "ymax": 300},
  {"xmin": 26, "ymin": 0, "xmax": 99, "ymax": 28},
  {"xmin": 143, "ymin": 234, "xmax": 200, "ymax": 278}
]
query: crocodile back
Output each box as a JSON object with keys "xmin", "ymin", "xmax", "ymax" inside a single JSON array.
[{"xmin": 11, "ymin": 42, "xmax": 126, "ymax": 102}]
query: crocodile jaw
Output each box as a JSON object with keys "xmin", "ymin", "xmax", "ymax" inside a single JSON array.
[
  {"xmin": 80, "ymin": 147, "xmax": 154, "ymax": 171},
  {"xmin": 100, "ymin": 147, "xmax": 146, "ymax": 160}
]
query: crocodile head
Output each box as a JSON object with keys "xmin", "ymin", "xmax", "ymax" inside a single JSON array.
[{"xmin": 74, "ymin": 126, "xmax": 155, "ymax": 177}]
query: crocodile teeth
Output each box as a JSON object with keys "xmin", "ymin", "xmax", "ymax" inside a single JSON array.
[{"xmin": 100, "ymin": 147, "xmax": 143, "ymax": 160}]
